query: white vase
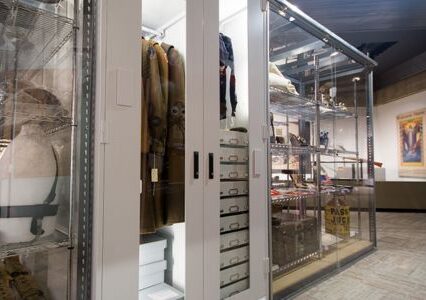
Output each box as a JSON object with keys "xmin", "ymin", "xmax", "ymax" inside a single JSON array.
[{"xmin": 0, "ymin": 123, "xmax": 57, "ymax": 244}]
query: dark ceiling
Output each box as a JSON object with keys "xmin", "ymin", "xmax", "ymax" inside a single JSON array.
[{"xmin": 289, "ymin": 0, "xmax": 426, "ymax": 89}]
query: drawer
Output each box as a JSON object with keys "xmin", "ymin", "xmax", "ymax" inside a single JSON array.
[
  {"xmin": 220, "ymin": 147, "xmax": 249, "ymax": 163},
  {"xmin": 220, "ymin": 130, "xmax": 248, "ymax": 147},
  {"xmin": 220, "ymin": 262, "xmax": 249, "ymax": 287},
  {"xmin": 220, "ymin": 246, "xmax": 249, "ymax": 269},
  {"xmin": 220, "ymin": 214, "xmax": 249, "ymax": 233},
  {"xmin": 139, "ymin": 260, "xmax": 166, "ymax": 290},
  {"xmin": 221, "ymin": 230, "xmax": 249, "ymax": 250},
  {"xmin": 220, "ymin": 164, "xmax": 248, "ymax": 180},
  {"xmin": 220, "ymin": 278, "xmax": 249, "ymax": 299},
  {"xmin": 220, "ymin": 181, "xmax": 248, "ymax": 197},
  {"xmin": 139, "ymin": 235, "xmax": 167, "ymax": 266},
  {"xmin": 221, "ymin": 197, "xmax": 248, "ymax": 215},
  {"xmin": 139, "ymin": 283, "xmax": 184, "ymax": 300}
]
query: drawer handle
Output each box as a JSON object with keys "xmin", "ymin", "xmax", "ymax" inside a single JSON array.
[
  {"xmin": 229, "ymin": 239, "xmax": 240, "ymax": 247},
  {"xmin": 228, "ymin": 155, "xmax": 239, "ymax": 161},
  {"xmin": 229, "ymin": 256, "xmax": 240, "ymax": 265},
  {"xmin": 229, "ymin": 171, "xmax": 239, "ymax": 178},
  {"xmin": 230, "ymin": 291, "xmax": 241, "ymax": 296},
  {"xmin": 229, "ymin": 205, "xmax": 240, "ymax": 213},
  {"xmin": 229, "ymin": 138, "xmax": 239, "ymax": 145},
  {"xmin": 220, "ymin": 227, "xmax": 225, "ymax": 232},
  {"xmin": 229, "ymin": 222, "xmax": 240, "ymax": 230},
  {"xmin": 209, "ymin": 153, "xmax": 214, "ymax": 179},
  {"xmin": 229, "ymin": 188, "xmax": 238, "ymax": 195},
  {"xmin": 230, "ymin": 273, "xmax": 240, "ymax": 282}
]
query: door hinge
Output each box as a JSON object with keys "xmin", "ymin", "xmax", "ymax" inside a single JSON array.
[
  {"xmin": 263, "ymin": 257, "xmax": 270, "ymax": 275},
  {"xmin": 261, "ymin": 0, "xmax": 268, "ymax": 12},
  {"xmin": 100, "ymin": 119, "xmax": 110, "ymax": 144}
]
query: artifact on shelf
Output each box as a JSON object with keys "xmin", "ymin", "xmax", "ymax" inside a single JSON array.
[
  {"xmin": 0, "ymin": 264, "xmax": 14, "ymax": 300},
  {"xmin": 325, "ymin": 195, "xmax": 350, "ymax": 239},
  {"xmin": 319, "ymin": 131, "xmax": 329, "ymax": 149},
  {"xmin": 271, "ymin": 212, "xmax": 318, "ymax": 274},
  {"xmin": 4, "ymin": 256, "xmax": 46, "ymax": 300},
  {"xmin": 0, "ymin": 123, "xmax": 59, "ymax": 244},
  {"xmin": 269, "ymin": 62, "xmax": 299, "ymax": 95},
  {"xmin": 289, "ymin": 133, "xmax": 308, "ymax": 147}
]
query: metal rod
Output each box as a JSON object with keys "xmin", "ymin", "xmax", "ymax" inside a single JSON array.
[
  {"xmin": 141, "ymin": 25, "xmax": 164, "ymax": 38},
  {"xmin": 314, "ymin": 55, "xmax": 322, "ymax": 257},
  {"xmin": 353, "ymin": 77, "xmax": 362, "ymax": 239},
  {"xmin": 220, "ymin": 7, "xmax": 247, "ymax": 27},
  {"xmin": 366, "ymin": 70, "xmax": 377, "ymax": 247}
]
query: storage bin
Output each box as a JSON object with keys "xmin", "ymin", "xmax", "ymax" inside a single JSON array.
[
  {"xmin": 220, "ymin": 214, "xmax": 249, "ymax": 233},
  {"xmin": 220, "ymin": 181, "xmax": 248, "ymax": 197},
  {"xmin": 220, "ymin": 130, "xmax": 248, "ymax": 147},
  {"xmin": 220, "ymin": 246, "xmax": 249, "ymax": 269},
  {"xmin": 139, "ymin": 235, "xmax": 167, "ymax": 266},
  {"xmin": 220, "ymin": 278, "xmax": 249, "ymax": 299},
  {"xmin": 220, "ymin": 147, "xmax": 248, "ymax": 163},
  {"xmin": 220, "ymin": 262, "xmax": 249, "ymax": 287},
  {"xmin": 139, "ymin": 283, "xmax": 184, "ymax": 300},
  {"xmin": 139, "ymin": 260, "xmax": 167, "ymax": 290},
  {"xmin": 221, "ymin": 230, "xmax": 249, "ymax": 250},
  {"xmin": 220, "ymin": 164, "xmax": 248, "ymax": 180},
  {"xmin": 220, "ymin": 197, "xmax": 248, "ymax": 215}
]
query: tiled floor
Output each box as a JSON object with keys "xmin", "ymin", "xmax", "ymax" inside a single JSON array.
[{"xmin": 293, "ymin": 212, "xmax": 426, "ymax": 300}]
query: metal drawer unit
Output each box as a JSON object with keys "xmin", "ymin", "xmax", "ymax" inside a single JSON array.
[
  {"xmin": 220, "ymin": 230, "xmax": 249, "ymax": 251},
  {"xmin": 219, "ymin": 130, "xmax": 250, "ymax": 296}
]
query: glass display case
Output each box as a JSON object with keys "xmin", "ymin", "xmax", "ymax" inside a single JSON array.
[
  {"xmin": 267, "ymin": 1, "xmax": 377, "ymax": 297},
  {"xmin": 0, "ymin": 0, "xmax": 96, "ymax": 299}
]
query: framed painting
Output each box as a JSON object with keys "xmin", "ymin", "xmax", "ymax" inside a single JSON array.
[{"xmin": 397, "ymin": 108, "xmax": 426, "ymax": 178}]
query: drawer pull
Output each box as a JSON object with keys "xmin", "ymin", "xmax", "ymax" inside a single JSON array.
[
  {"xmin": 229, "ymin": 222, "xmax": 240, "ymax": 230},
  {"xmin": 229, "ymin": 239, "xmax": 240, "ymax": 247},
  {"xmin": 229, "ymin": 138, "xmax": 239, "ymax": 145},
  {"xmin": 229, "ymin": 256, "xmax": 240, "ymax": 265},
  {"xmin": 228, "ymin": 188, "xmax": 238, "ymax": 195},
  {"xmin": 229, "ymin": 171, "xmax": 239, "ymax": 178},
  {"xmin": 230, "ymin": 273, "xmax": 240, "ymax": 282},
  {"xmin": 230, "ymin": 291, "xmax": 241, "ymax": 297},
  {"xmin": 229, "ymin": 205, "xmax": 240, "ymax": 213},
  {"xmin": 228, "ymin": 155, "xmax": 239, "ymax": 161}
]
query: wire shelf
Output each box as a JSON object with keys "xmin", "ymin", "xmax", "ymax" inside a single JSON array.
[
  {"xmin": 0, "ymin": 0, "xmax": 73, "ymax": 75},
  {"xmin": 0, "ymin": 231, "xmax": 70, "ymax": 259},
  {"xmin": 270, "ymin": 87, "xmax": 354, "ymax": 121},
  {"xmin": 271, "ymin": 143, "xmax": 317, "ymax": 155},
  {"xmin": 271, "ymin": 191, "xmax": 318, "ymax": 205}
]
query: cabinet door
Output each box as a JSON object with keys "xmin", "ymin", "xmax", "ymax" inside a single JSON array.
[
  {"xmin": 203, "ymin": 0, "xmax": 270, "ymax": 299},
  {"xmin": 96, "ymin": 0, "xmax": 205, "ymax": 299}
]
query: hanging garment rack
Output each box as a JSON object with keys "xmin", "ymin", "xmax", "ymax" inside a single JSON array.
[
  {"xmin": 141, "ymin": 25, "xmax": 165, "ymax": 38},
  {"xmin": 141, "ymin": 12, "xmax": 186, "ymax": 38}
]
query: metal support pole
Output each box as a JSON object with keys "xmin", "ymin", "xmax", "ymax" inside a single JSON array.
[
  {"xmin": 366, "ymin": 70, "xmax": 377, "ymax": 247},
  {"xmin": 353, "ymin": 76, "xmax": 362, "ymax": 238},
  {"xmin": 314, "ymin": 55, "xmax": 322, "ymax": 257}
]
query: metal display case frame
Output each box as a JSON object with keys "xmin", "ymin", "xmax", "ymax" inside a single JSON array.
[{"xmin": 267, "ymin": 0, "xmax": 378, "ymax": 298}]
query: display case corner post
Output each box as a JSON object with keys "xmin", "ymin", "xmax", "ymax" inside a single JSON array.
[
  {"xmin": 366, "ymin": 69, "xmax": 377, "ymax": 247},
  {"xmin": 77, "ymin": 0, "xmax": 98, "ymax": 298}
]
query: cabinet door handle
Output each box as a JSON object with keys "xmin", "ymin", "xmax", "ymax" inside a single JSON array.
[
  {"xmin": 209, "ymin": 153, "xmax": 214, "ymax": 179},
  {"xmin": 194, "ymin": 151, "xmax": 199, "ymax": 179}
]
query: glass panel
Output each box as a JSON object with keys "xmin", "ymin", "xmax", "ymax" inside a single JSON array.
[
  {"xmin": 0, "ymin": 0, "xmax": 95, "ymax": 299},
  {"xmin": 269, "ymin": 9, "xmax": 327, "ymax": 296},
  {"xmin": 269, "ymin": 2, "xmax": 376, "ymax": 298},
  {"xmin": 140, "ymin": 0, "xmax": 186, "ymax": 298},
  {"xmin": 219, "ymin": 1, "xmax": 250, "ymax": 298}
]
